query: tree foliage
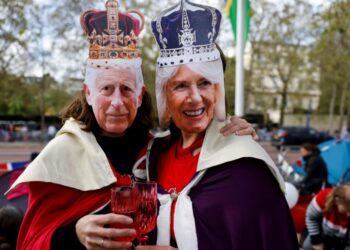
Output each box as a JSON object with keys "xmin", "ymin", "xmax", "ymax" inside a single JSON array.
[
  {"xmin": 248, "ymin": 0, "xmax": 316, "ymax": 127},
  {"xmin": 311, "ymin": 0, "xmax": 350, "ymax": 130},
  {"xmin": 0, "ymin": 72, "xmax": 71, "ymax": 117},
  {"xmin": 0, "ymin": 0, "xmax": 31, "ymax": 73}
]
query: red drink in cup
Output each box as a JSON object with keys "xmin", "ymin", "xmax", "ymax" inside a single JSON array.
[
  {"xmin": 111, "ymin": 186, "xmax": 138, "ymax": 242},
  {"xmin": 133, "ymin": 181, "xmax": 157, "ymax": 245}
]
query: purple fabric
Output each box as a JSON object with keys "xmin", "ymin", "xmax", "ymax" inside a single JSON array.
[
  {"xmin": 190, "ymin": 158, "xmax": 299, "ymax": 250},
  {"xmin": 81, "ymin": 10, "xmax": 141, "ymax": 36},
  {"xmin": 149, "ymin": 157, "xmax": 299, "ymax": 250}
]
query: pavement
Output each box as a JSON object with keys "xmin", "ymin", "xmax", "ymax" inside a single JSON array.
[
  {"xmin": 261, "ymin": 142, "xmax": 301, "ymax": 164},
  {"xmin": 0, "ymin": 142, "xmax": 44, "ymax": 162}
]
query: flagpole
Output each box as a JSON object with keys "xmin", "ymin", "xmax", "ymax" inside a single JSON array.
[{"xmin": 235, "ymin": 0, "xmax": 245, "ymax": 117}]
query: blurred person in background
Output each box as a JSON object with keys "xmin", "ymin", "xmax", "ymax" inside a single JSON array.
[
  {"xmin": 296, "ymin": 143, "xmax": 328, "ymax": 196},
  {"xmin": 333, "ymin": 130, "xmax": 341, "ymax": 140},
  {"xmin": 46, "ymin": 124, "xmax": 57, "ymax": 141},
  {"xmin": 342, "ymin": 128, "xmax": 350, "ymax": 140},
  {"xmin": 0, "ymin": 205, "xmax": 24, "ymax": 250},
  {"xmin": 303, "ymin": 183, "xmax": 350, "ymax": 250}
]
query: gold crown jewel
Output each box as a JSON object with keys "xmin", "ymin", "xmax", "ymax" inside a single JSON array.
[{"xmin": 83, "ymin": 0, "xmax": 144, "ymax": 60}]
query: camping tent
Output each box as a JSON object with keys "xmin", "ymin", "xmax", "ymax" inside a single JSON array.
[{"xmin": 318, "ymin": 139, "xmax": 350, "ymax": 186}]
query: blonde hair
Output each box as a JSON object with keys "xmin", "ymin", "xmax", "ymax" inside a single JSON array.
[{"xmin": 324, "ymin": 182, "xmax": 350, "ymax": 213}]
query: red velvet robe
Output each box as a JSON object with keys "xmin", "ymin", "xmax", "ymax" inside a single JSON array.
[{"xmin": 16, "ymin": 171, "xmax": 132, "ymax": 250}]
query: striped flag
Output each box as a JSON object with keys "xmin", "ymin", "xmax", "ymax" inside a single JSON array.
[
  {"xmin": 225, "ymin": 0, "xmax": 250, "ymax": 44},
  {"xmin": 0, "ymin": 161, "xmax": 29, "ymax": 176}
]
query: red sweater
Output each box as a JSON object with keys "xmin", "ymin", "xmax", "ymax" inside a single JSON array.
[
  {"xmin": 156, "ymin": 135, "xmax": 204, "ymax": 239},
  {"xmin": 306, "ymin": 188, "xmax": 350, "ymax": 245}
]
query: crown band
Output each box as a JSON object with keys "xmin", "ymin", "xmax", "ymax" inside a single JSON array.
[
  {"xmin": 86, "ymin": 58, "xmax": 142, "ymax": 69},
  {"xmin": 159, "ymin": 43, "xmax": 216, "ymax": 58},
  {"xmin": 89, "ymin": 46, "xmax": 141, "ymax": 60},
  {"xmin": 156, "ymin": 44, "xmax": 220, "ymax": 67}
]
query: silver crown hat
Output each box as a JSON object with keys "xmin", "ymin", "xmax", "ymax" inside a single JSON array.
[{"xmin": 151, "ymin": 0, "xmax": 226, "ymax": 128}]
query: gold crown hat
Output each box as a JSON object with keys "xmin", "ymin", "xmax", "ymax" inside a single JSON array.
[
  {"xmin": 81, "ymin": 0, "xmax": 145, "ymax": 96},
  {"xmin": 80, "ymin": 0, "xmax": 144, "ymax": 67}
]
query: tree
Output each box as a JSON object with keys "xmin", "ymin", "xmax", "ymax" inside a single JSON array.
[
  {"xmin": 247, "ymin": 0, "xmax": 317, "ymax": 127},
  {"xmin": 245, "ymin": 0, "xmax": 276, "ymax": 119},
  {"xmin": 0, "ymin": 0, "xmax": 31, "ymax": 74},
  {"xmin": 312, "ymin": 0, "xmax": 350, "ymax": 132}
]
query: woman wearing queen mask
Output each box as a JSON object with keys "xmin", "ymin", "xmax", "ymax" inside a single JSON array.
[
  {"xmin": 136, "ymin": 1, "xmax": 299, "ymax": 250},
  {"xmin": 7, "ymin": 1, "xmax": 254, "ymax": 250}
]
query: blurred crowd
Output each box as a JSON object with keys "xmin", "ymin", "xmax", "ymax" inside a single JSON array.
[{"xmin": 0, "ymin": 121, "xmax": 58, "ymax": 142}]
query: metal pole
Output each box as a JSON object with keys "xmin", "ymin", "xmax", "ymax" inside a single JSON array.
[{"xmin": 235, "ymin": 0, "xmax": 245, "ymax": 117}]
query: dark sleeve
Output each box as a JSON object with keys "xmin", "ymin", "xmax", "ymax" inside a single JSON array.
[
  {"xmin": 51, "ymin": 221, "xmax": 85, "ymax": 250},
  {"xmin": 301, "ymin": 156, "xmax": 328, "ymax": 195},
  {"xmin": 190, "ymin": 158, "xmax": 299, "ymax": 250},
  {"xmin": 303, "ymin": 157, "xmax": 320, "ymax": 182}
]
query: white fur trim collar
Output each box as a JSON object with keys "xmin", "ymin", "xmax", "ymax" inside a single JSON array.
[
  {"xmin": 7, "ymin": 118, "xmax": 116, "ymax": 193},
  {"xmin": 198, "ymin": 119, "xmax": 285, "ymax": 192}
]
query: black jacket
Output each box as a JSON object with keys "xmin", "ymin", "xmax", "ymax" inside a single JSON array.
[{"xmin": 300, "ymin": 151, "xmax": 328, "ymax": 195}]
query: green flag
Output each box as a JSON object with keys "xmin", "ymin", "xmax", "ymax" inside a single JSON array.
[{"xmin": 225, "ymin": 0, "xmax": 250, "ymax": 44}]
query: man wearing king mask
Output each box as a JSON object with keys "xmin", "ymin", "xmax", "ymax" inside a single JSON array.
[
  {"xmin": 7, "ymin": 1, "xmax": 255, "ymax": 249},
  {"xmin": 8, "ymin": 1, "xmax": 148, "ymax": 249}
]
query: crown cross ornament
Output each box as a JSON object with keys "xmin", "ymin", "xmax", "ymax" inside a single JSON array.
[
  {"xmin": 106, "ymin": 0, "xmax": 119, "ymax": 34},
  {"xmin": 208, "ymin": 7, "xmax": 217, "ymax": 43},
  {"xmin": 81, "ymin": 0, "xmax": 144, "ymax": 60},
  {"xmin": 178, "ymin": 0, "xmax": 196, "ymax": 48}
]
